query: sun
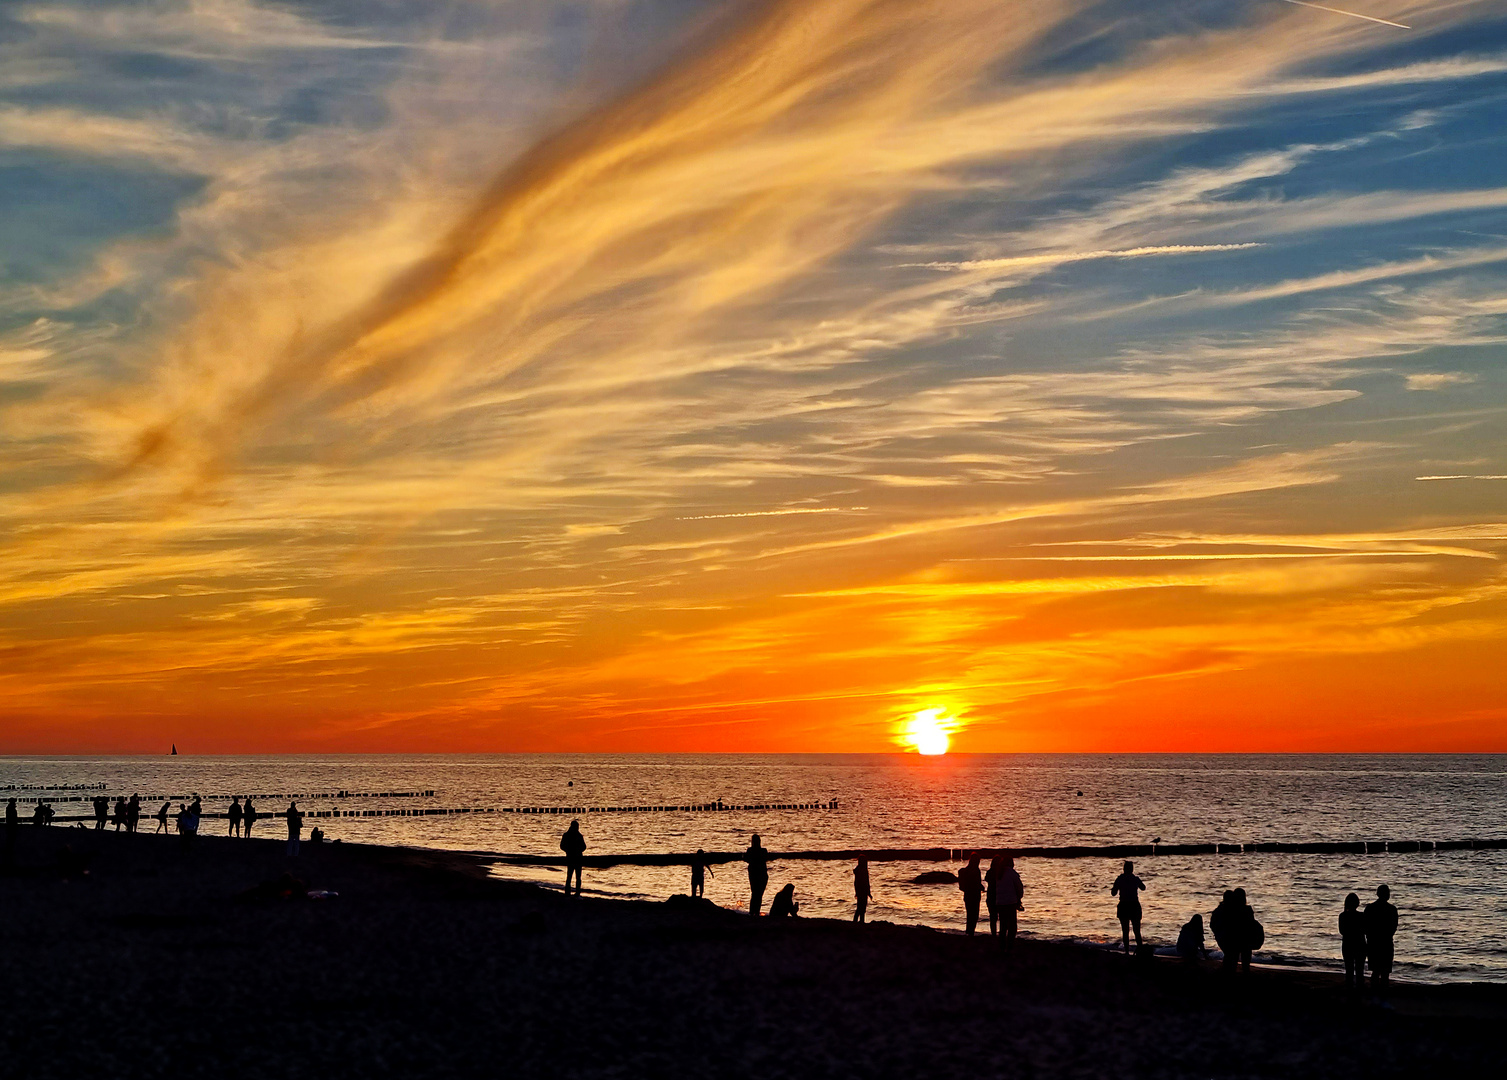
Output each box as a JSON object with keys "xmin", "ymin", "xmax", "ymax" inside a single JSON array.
[{"xmin": 903, "ymin": 707, "xmax": 951, "ymax": 755}]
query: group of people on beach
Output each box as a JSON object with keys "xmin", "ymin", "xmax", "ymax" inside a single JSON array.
[
  {"xmin": 557, "ymin": 822, "xmax": 1403, "ymax": 983},
  {"xmin": 8, "ymin": 792, "xmax": 311, "ymax": 856}
]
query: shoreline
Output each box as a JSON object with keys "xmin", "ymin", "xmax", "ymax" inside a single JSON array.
[{"xmin": 4, "ymin": 826, "xmax": 1504, "ymax": 1077}]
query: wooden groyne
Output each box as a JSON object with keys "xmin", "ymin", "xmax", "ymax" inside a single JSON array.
[
  {"xmin": 473, "ymin": 837, "xmax": 1507, "ymax": 869},
  {"xmin": 38, "ymin": 798, "xmax": 840, "ymax": 821}
]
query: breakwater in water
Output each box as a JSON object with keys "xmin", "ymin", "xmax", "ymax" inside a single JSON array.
[{"xmin": 474, "ymin": 836, "xmax": 1507, "ymax": 868}]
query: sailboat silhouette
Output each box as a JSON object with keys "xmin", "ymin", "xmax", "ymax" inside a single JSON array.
[{"xmin": 171, "ymin": 744, "xmax": 177, "ymax": 755}]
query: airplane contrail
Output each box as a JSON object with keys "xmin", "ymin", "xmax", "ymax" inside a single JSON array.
[{"xmin": 1278, "ymin": 0, "xmax": 1411, "ymax": 29}]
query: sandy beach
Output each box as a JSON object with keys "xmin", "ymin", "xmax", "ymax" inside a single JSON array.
[{"xmin": 3, "ymin": 825, "xmax": 1502, "ymax": 1079}]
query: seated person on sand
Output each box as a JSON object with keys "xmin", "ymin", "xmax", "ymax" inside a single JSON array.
[
  {"xmin": 1176, "ymin": 913, "xmax": 1206, "ymax": 960},
  {"xmin": 767, "ymin": 883, "xmax": 799, "ymax": 918}
]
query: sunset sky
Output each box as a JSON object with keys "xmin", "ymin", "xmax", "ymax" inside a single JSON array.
[{"xmin": 3, "ymin": 0, "xmax": 1506, "ymax": 753}]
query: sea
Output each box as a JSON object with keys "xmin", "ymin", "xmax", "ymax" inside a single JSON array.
[{"xmin": 3, "ymin": 754, "xmax": 1503, "ymax": 984}]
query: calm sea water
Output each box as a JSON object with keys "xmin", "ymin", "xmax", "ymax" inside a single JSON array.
[{"xmin": 4, "ymin": 754, "xmax": 1503, "ymax": 983}]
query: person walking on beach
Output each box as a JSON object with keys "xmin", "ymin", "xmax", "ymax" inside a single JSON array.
[
  {"xmin": 127, "ymin": 794, "xmax": 140, "ymax": 833},
  {"xmin": 93, "ymin": 795, "xmax": 108, "ymax": 830},
  {"xmin": 228, "ymin": 797, "xmax": 243, "ymax": 837},
  {"xmin": 745, "ymin": 834, "xmax": 770, "ymax": 916},
  {"xmin": 1364, "ymin": 884, "xmax": 1398, "ymax": 992},
  {"xmin": 1111, "ymin": 860, "xmax": 1146, "ymax": 955},
  {"xmin": 243, "ymin": 798, "xmax": 258, "ymax": 837},
  {"xmin": 853, "ymin": 856, "xmax": 873, "ymax": 924},
  {"xmin": 112, "ymin": 795, "xmax": 128, "ymax": 832},
  {"xmin": 155, "ymin": 800, "xmax": 171, "ymax": 833},
  {"xmin": 286, "ymin": 802, "xmax": 304, "ymax": 857},
  {"xmin": 958, "ymin": 853, "xmax": 984, "ymax": 936},
  {"xmin": 994, "ymin": 855, "xmax": 1024, "ymax": 952},
  {"xmin": 690, "ymin": 848, "xmax": 712, "ymax": 898},
  {"xmin": 1339, "ymin": 892, "xmax": 1367, "ymax": 989},
  {"xmin": 560, "ymin": 819, "xmax": 586, "ymax": 896}
]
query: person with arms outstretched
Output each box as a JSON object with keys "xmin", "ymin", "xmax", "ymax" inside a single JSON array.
[
  {"xmin": 745, "ymin": 834, "xmax": 770, "ymax": 915},
  {"xmin": 1111, "ymin": 860, "xmax": 1146, "ymax": 955},
  {"xmin": 560, "ymin": 819, "xmax": 586, "ymax": 896}
]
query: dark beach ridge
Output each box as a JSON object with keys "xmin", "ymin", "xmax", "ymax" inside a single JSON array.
[{"xmin": 3, "ymin": 827, "xmax": 1502, "ymax": 1079}]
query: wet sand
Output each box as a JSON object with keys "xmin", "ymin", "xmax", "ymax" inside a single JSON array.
[{"xmin": 3, "ymin": 826, "xmax": 1502, "ymax": 1078}]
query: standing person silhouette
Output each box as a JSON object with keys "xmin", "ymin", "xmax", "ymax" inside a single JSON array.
[
  {"xmin": 745, "ymin": 834, "xmax": 770, "ymax": 915},
  {"xmin": 127, "ymin": 794, "xmax": 140, "ymax": 833},
  {"xmin": 243, "ymin": 798, "xmax": 258, "ymax": 838},
  {"xmin": 984, "ymin": 854, "xmax": 1004, "ymax": 936},
  {"xmin": 154, "ymin": 800, "xmax": 170, "ymax": 833},
  {"xmin": 690, "ymin": 848, "xmax": 713, "ymax": 898},
  {"xmin": 560, "ymin": 819, "xmax": 586, "ymax": 896},
  {"xmin": 958, "ymin": 852, "xmax": 984, "ymax": 936},
  {"xmin": 1339, "ymin": 892, "xmax": 1367, "ymax": 989},
  {"xmin": 1364, "ymin": 884, "xmax": 1398, "ymax": 992},
  {"xmin": 1111, "ymin": 860, "xmax": 1147, "ymax": 955},
  {"xmin": 93, "ymin": 795, "xmax": 108, "ymax": 830},
  {"xmin": 4, "ymin": 797, "xmax": 17, "ymax": 862},
  {"xmin": 112, "ymin": 795, "xmax": 127, "ymax": 832},
  {"xmin": 994, "ymin": 855, "xmax": 1024, "ymax": 952},
  {"xmin": 228, "ymin": 797, "xmax": 243, "ymax": 837},
  {"xmin": 853, "ymin": 856, "xmax": 873, "ymax": 924},
  {"xmin": 285, "ymin": 801, "xmax": 303, "ymax": 857}
]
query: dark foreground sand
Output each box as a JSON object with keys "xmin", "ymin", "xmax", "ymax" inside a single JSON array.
[{"xmin": 3, "ymin": 827, "xmax": 1502, "ymax": 1079}]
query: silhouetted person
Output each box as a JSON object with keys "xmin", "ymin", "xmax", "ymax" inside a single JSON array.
[
  {"xmin": 1339, "ymin": 892, "xmax": 1367, "ymax": 989},
  {"xmin": 1176, "ymin": 913, "xmax": 1206, "ymax": 960},
  {"xmin": 309, "ymin": 826, "xmax": 324, "ymax": 845},
  {"xmin": 112, "ymin": 795, "xmax": 127, "ymax": 832},
  {"xmin": 1211, "ymin": 890, "xmax": 1237, "ymax": 969},
  {"xmin": 1111, "ymin": 860, "xmax": 1146, "ymax": 955},
  {"xmin": 4, "ymin": 797, "xmax": 17, "ymax": 862},
  {"xmin": 174, "ymin": 803, "xmax": 189, "ymax": 845},
  {"xmin": 767, "ymin": 883, "xmax": 799, "ymax": 918},
  {"xmin": 560, "ymin": 819, "xmax": 585, "ymax": 895},
  {"xmin": 189, "ymin": 795, "xmax": 202, "ymax": 824},
  {"xmin": 1235, "ymin": 891, "xmax": 1259, "ymax": 976},
  {"xmin": 126, "ymin": 793, "xmax": 140, "ymax": 833},
  {"xmin": 745, "ymin": 834, "xmax": 770, "ymax": 915},
  {"xmin": 994, "ymin": 855, "xmax": 1024, "ymax": 952},
  {"xmin": 228, "ymin": 797, "xmax": 243, "ymax": 837},
  {"xmin": 286, "ymin": 802, "xmax": 303, "ymax": 857},
  {"xmin": 93, "ymin": 795, "xmax": 108, "ymax": 830},
  {"xmin": 853, "ymin": 856, "xmax": 873, "ymax": 924},
  {"xmin": 958, "ymin": 853, "xmax": 983, "ymax": 935},
  {"xmin": 690, "ymin": 848, "xmax": 712, "ymax": 898},
  {"xmin": 154, "ymin": 800, "xmax": 171, "ymax": 833},
  {"xmin": 32, "ymin": 803, "xmax": 51, "ymax": 826},
  {"xmin": 243, "ymin": 798, "xmax": 258, "ymax": 837},
  {"xmin": 1364, "ymin": 884, "xmax": 1398, "ymax": 991}
]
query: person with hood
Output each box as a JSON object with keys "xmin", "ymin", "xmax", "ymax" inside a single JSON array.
[
  {"xmin": 994, "ymin": 855, "xmax": 1025, "ymax": 952},
  {"xmin": 560, "ymin": 819, "xmax": 586, "ymax": 896},
  {"xmin": 243, "ymin": 797, "xmax": 258, "ymax": 837},
  {"xmin": 767, "ymin": 883, "xmax": 799, "ymax": 918}
]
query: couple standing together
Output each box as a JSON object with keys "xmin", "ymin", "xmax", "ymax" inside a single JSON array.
[{"xmin": 958, "ymin": 853, "xmax": 1025, "ymax": 946}]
